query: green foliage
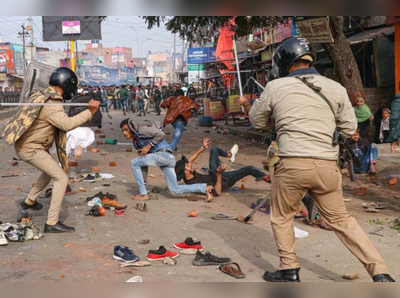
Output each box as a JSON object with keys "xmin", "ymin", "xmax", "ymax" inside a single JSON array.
[{"xmin": 142, "ymin": 16, "xmax": 287, "ymax": 42}]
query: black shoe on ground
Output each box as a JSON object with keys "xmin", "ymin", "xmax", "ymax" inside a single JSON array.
[
  {"xmin": 192, "ymin": 250, "xmax": 231, "ymax": 266},
  {"xmin": 263, "ymin": 268, "xmax": 301, "ymax": 282},
  {"xmin": 373, "ymin": 274, "xmax": 396, "ymax": 282},
  {"xmin": 86, "ymin": 192, "xmax": 107, "ymax": 202},
  {"xmin": 20, "ymin": 200, "xmax": 43, "ymax": 211},
  {"xmin": 44, "ymin": 221, "xmax": 75, "ymax": 233}
]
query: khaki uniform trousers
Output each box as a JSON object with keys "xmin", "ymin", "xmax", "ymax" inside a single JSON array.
[
  {"xmin": 271, "ymin": 157, "xmax": 388, "ymax": 277},
  {"xmin": 17, "ymin": 149, "xmax": 69, "ymax": 225}
]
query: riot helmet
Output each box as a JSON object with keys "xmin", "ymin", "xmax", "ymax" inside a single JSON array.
[
  {"xmin": 49, "ymin": 67, "xmax": 78, "ymax": 100},
  {"xmin": 268, "ymin": 66, "xmax": 280, "ymax": 82},
  {"xmin": 273, "ymin": 36, "xmax": 314, "ymax": 77}
]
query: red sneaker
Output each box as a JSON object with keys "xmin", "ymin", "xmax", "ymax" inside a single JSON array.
[
  {"xmin": 173, "ymin": 237, "xmax": 203, "ymax": 251},
  {"xmin": 146, "ymin": 246, "xmax": 179, "ymax": 261}
]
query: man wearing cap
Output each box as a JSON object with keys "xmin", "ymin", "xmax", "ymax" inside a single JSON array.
[
  {"xmin": 1, "ymin": 67, "xmax": 100, "ymax": 233},
  {"xmin": 250, "ymin": 36, "xmax": 394, "ymax": 282}
]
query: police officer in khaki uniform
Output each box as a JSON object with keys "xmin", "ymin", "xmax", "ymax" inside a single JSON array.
[
  {"xmin": 1, "ymin": 67, "xmax": 99, "ymax": 233},
  {"xmin": 250, "ymin": 36, "xmax": 394, "ymax": 282}
]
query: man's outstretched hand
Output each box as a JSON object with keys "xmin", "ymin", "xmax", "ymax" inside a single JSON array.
[
  {"xmin": 88, "ymin": 99, "xmax": 100, "ymax": 115},
  {"xmin": 202, "ymin": 137, "xmax": 211, "ymax": 149},
  {"xmin": 138, "ymin": 144, "xmax": 152, "ymax": 157}
]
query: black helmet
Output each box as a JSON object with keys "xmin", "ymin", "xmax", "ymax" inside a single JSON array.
[
  {"xmin": 273, "ymin": 36, "xmax": 314, "ymax": 77},
  {"xmin": 268, "ymin": 66, "xmax": 280, "ymax": 82},
  {"xmin": 49, "ymin": 67, "xmax": 78, "ymax": 100}
]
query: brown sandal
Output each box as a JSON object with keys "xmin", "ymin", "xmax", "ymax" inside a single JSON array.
[{"xmin": 219, "ymin": 262, "xmax": 245, "ymax": 279}]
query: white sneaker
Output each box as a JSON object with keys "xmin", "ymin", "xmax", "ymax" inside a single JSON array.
[
  {"xmin": 229, "ymin": 144, "xmax": 239, "ymax": 163},
  {"xmin": 0, "ymin": 230, "xmax": 8, "ymax": 246}
]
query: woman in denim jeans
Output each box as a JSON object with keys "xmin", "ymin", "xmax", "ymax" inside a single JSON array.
[{"xmin": 120, "ymin": 119, "xmax": 215, "ymax": 202}]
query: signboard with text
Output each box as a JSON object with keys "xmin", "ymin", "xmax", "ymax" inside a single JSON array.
[
  {"xmin": 187, "ymin": 47, "xmax": 216, "ymax": 64},
  {"xmin": 62, "ymin": 21, "xmax": 81, "ymax": 35},
  {"xmin": 188, "ymin": 64, "xmax": 205, "ymax": 83},
  {"xmin": 297, "ymin": 17, "xmax": 334, "ymax": 43}
]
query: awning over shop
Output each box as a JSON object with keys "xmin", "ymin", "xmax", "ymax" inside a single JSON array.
[
  {"xmin": 9, "ymin": 74, "xmax": 24, "ymax": 80},
  {"xmin": 347, "ymin": 26, "xmax": 395, "ymax": 45}
]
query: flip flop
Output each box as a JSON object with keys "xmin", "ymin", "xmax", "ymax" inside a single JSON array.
[
  {"xmin": 219, "ymin": 263, "xmax": 245, "ymax": 279},
  {"xmin": 236, "ymin": 215, "xmax": 254, "ymax": 225},
  {"xmin": 228, "ymin": 187, "xmax": 245, "ymax": 194},
  {"xmin": 212, "ymin": 214, "xmax": 236, "ymax": 220},
  {"xmin": 363, "ymin": 203, "xmax": 388, "ymax": 209},
  {"xmin": 120, "ymin": 261, "xmax": 151, "ymax": 268}
]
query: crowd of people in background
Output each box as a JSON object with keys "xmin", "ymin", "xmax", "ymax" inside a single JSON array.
[{"xmin": 75, "ymin": 82, "xmax": 198, "ymax": 117}]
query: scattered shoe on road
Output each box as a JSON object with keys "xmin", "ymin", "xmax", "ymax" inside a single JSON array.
[
  {"xmin": 173, "ymin": 237, "xmax": 203, "ymax": 251},
  {"xmin": 113, "ymin": 245, "xmax": 140, "ymax": 263},
  {"xmin": 146, "ymin": 246, "xmax": 179, "ymax": 261},
  {"xmin": 192, "ymin": 250, "xmax": 231, "ymax": 266},
  {"xmin": 0, "ymin": 230, "xmax": 8, "ymax": 246}
]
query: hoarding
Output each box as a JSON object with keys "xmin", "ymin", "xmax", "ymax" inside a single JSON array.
[
  {"xmin": 0, "ymin": 49, "xmax": 15, "ymax": 73},
  {"xmin": 187, "ymin": 47, "xmax": 216, "ymax": 64},
  {"xmin": 42, "ymin": 16, "xmax": 102, "ymax": 41},
  {"xmin": 62, "ymin": 21, "xmax": 81, "ymax": 35}
]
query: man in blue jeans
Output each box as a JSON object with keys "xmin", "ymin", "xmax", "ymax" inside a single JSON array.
[
  {"xmin": 346, "ymin": 129, "xmax": 378, "ymax": 174},
  {"xmin": 176, "ymin": 138, "xmax": 270, "ymax": 196},
  {"xmin": 120, "ymin": 119, "xmax": 214, "ymax": 201},
  {"xmin": 161, "ymin": 89, "xmax": 198, "ymax": 151}
]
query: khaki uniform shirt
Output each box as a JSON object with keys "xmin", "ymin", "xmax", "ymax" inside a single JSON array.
[
  {"xmin": 15, "ymin": 98, "xmax": 92, "ymax": 154},
  {"xmin": 249, "ymin": 73, "xmax": 357, "ymax": 160}
]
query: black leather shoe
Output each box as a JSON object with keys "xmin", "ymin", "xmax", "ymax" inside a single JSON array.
[
  {"xmin": 44, "ymin": 221, "xmax": 75, "ymax": 233},
  {"xmin": 263, "ymin": 268, "xmax": 301, "ymax": 282},
  {"xmin": 373, "ymin": 274, "xmax": 396, "ymax": 282},
  {"xmin": 20, "ymin": 200, "xmax": 43, "ymax": 211}
]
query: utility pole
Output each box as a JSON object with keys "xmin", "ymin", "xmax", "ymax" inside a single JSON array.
[
  {"xmin": 18, "ymin": 25, "xmax": 29, "ymax": 72},
  {"xmin": 173, "ymin": 33, "xmax": 176, "ymax": 74},
  {"xmin": 29, "ymin": 16, "xmax": 34, "ymax": 61}
]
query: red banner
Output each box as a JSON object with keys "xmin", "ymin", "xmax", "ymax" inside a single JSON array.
[{"xmin": 216, "ymin": 19, "xmax": 236, "ymax": 89}]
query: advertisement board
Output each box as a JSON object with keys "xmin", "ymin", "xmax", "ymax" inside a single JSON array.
[
  {"xmin": 187, "ymin": 47, "xmax": 216, "ymax": 64},
  {"xmin": 62, "ymin": 21, "xmax": 81, "ymax": 34},
  {"xmin": 111, "ymin": 47, "xmax": 125, "ymax": 54},
  {"xmin": 0, "ymin": 49, "xmax": 15, "ymax": 73},
  {"xmin": 42, "ymin": 16, "xmax": 102, "ymax": 41},
  {"xmin": 112, "ymin": 53, "xmax": 124, "ymax": 63},
  {"xmin": 188, "ymin": 64, "xmax": 205, "ymax": 83}
]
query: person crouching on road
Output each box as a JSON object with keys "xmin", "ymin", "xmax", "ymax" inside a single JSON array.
[
  {"xmin": 120, "ymin": 119, "xmax": 215, "ymax": 202},
  {"xmin": 249, "ymin": 36, "xmax": 394, "ymax": 282},
  {"xmin": 0, "ymin": 67, "xmax": 100, "ymax": 234},
  {"xmin": 346, "ymin": 129, "xmax": 379, "ymax": 174},
  {"xmin": 160, "ymin": 89, "xmax": 199, "ymax": 152}
]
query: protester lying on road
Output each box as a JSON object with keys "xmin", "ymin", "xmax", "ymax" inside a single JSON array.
[
  {"xmin": 120, "ymin": 119, "xmax": 215, "ymax": 202},
  {"xmin": 175, "ymin": 137, "xmax": 270, "ymax": 196},
  {"xmin": 346, "ymin": 129, "xmax": 378, "ymax": 174}
]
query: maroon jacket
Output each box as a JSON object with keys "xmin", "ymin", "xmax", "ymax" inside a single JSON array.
[{"xmin": 161, "ymin": 96, "xmax": 199, "ymax": 126}]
